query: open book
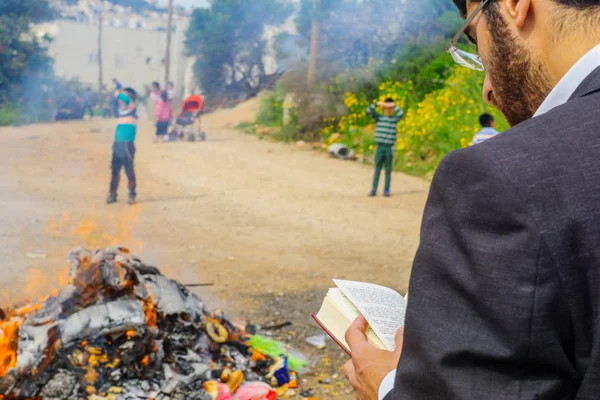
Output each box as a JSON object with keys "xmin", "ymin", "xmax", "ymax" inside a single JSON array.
[{"xmin": 312, "ymin": 279, "xmax": 407, "ymax": 355}]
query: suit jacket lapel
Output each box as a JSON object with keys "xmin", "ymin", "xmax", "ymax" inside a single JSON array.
[{"xmin": 569, "ymin": 65, "xmax": 600, "ymax": 100}]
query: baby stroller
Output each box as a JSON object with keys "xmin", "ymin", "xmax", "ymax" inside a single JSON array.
[{"xmin": 172, "ymin": 95, "xmax": 206, "ymax": 142}]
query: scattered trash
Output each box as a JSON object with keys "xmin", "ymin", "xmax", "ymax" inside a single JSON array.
[
  {"xmin": 235, "ymin": 382, "xmax": 278, "ymax": 400},
  {"xmin": 262, "ymin": 321, "xmax": 292, "ymax": 331},
  {"xmin": 267, "ymin": 356, "xmax": 290, "ymax": 386},
  {"xmin": 246, "ymin": 324, "xmax": 258, "ymax": 335},
  {"xmin": 184, "ymin": 283, "xmax": 216, "ymax": 288},
  {"xmin": 299, "ymin": 389, "xmax": 315, "ymax": 398},
  {"xmin": 305, "ymin": 334, "xmax": 327, "ymax": 349},
  {"xmin": 318, "ymin": 375, "xmax": 331, "ymax": 385},
  {"xmin": 248, "ymin": 336, "xmax": 308, "ymax": 372},
  {"xmin": 289, "ymin": 372, "xmax": 298, "ymax": 389},
  {"xmin": 328, "ymin": 143, "xmax": 354, "ymax": 160},
  {"xmin": 25, "ymin": 252, "xmax": 47, "ymax": 259},
  {"xmin": 0, "ymin": 247, "xmax": 306, "ymax": 399},
  {"xmin": 206, "ymin": 319, "xmax": 229, "ymax": 343}
]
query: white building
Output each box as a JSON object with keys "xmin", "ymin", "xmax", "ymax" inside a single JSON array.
[
  {"xmin": 34, "ymin": 0, "xmax": 301, "ymax": 104},
  {"xmin": 34, "ymin": 17, "xmax": 195, "ymax": 99}
]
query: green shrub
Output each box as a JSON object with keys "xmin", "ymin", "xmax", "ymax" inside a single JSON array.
[
  {"xmin": 340, "ymin": 126, "xmax": 376, "ymax": 158},
  {"xmin": 236, "ymin": 121, "xmax": 255, "ymax": 134},
  {"xmin": 256, "ymin": 87, "xmax": 286, "ymax": 127},
  {"xmin": 247, "ymin": 41, "xmax": 509, "ymax": 178},
  {"xmin": 317, "ymin": 65, "xmax": 509, "ymax": 177},
  {"xmin": 0, "ymin": 106, "xmax": 19, "ymax": 126},
  {"xmin": 394, "ymin": 66, "xmax": 508, "ymax": 176}
]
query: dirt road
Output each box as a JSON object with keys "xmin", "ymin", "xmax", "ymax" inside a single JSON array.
[{"xmin": 0, "ymin": 102, "xmax": 429, "ymax": 397}]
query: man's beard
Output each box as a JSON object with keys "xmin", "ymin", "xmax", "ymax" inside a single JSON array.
[{"xmin": 485, "ymin": 7, "xmax": 554, "ymax": 126}]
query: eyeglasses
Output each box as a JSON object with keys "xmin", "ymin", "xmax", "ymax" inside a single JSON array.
[{"xmin": 447, "ymin": 0, "xmax": 491, "ymax": 71}]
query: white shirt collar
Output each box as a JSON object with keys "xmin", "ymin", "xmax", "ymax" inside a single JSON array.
[{"xmin": 534, "ymin": 43, "xmax": 600, "ymax": 117}]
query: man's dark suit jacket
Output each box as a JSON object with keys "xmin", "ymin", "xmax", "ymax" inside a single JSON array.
[{"xmin": 387, "ymin": 67, "xmax": 600, "ymax": 399}]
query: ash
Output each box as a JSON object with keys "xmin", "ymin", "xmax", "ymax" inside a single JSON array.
[{"xmin": 0, "ymin": 247, "xmax": 274, "ymax": 399}]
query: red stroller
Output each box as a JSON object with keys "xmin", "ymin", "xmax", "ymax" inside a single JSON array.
[{"xmin": 172, "ymin": 95, "xmax": 206, "ymax": 141}]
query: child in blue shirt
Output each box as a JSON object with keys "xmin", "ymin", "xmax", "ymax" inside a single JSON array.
[
  {"xmin": 107, "ymin": 88, "xmax": 138, "ymax": 205},
  {"xmin": 471, "ymin": 113, "xmax": 499, "ymax": 145}
]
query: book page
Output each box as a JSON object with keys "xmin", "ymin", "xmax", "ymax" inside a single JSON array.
[
  {"xmin": 326, "ymin": 289, "xmax": 386, "ymax": 349},
  {"xmin": 333, "ymin": 279, "xmax": 406, "ymax": 351},
  {"xmin": 327, "ymin": 288, "xmax": 361, "ymax": 320}
]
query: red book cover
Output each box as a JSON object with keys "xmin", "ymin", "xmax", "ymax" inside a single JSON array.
[{"xmin": 311, "ymin": 313, "xmax": 352, "ymax": 357}]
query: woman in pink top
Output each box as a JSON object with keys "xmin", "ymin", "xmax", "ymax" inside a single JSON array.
[{"xmin": 155, "ymin": 91, "xmax": 172, "ymax": 142}]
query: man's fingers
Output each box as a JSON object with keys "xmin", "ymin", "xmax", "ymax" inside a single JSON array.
[
  {"xmin": 394, "ymin": 326, "xmax": 404, "ymax": 344},
  {"xmin": 343, "ymin": 359, "xmax": 354, "ymax": 380},
  {"xmin": 343, "ymin": 359, "xmax": 359, "ymax": 389},
  {"xmin": 345, "ymin": 315, "xmax": 369, "ymax": 351},
  {"xmin": 393, "ymin": 326, "xmax": 404, "ymax": 357},
  {"xmin": 353, "ymin": 315, "xmax": 368, "ymax": 331}
]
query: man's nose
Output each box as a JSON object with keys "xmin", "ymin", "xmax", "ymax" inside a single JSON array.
[{"xmin": 482, "ymin": 73, "xmax": 494, "ymax": 105}]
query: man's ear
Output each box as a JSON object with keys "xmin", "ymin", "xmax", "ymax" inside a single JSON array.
[{"xmin": 504, "ymin": 0, "xmax": 531, "ymax": 28}]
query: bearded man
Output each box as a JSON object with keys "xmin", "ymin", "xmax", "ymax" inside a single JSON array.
[{"xmin": 343, "ymin": 0, "xmax": 600, "ymax": 399}]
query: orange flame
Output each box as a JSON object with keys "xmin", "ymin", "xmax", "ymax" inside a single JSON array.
[
  {"xmin": 44, "ymin": 205, "xmax": 144, "ymax": 253},
  {"xmin": 1, "ymin": 206, "xmax": 146, "ymax": 379},
  {"xmin": 0, "ymin": 320, "xmax": 20, "ymax": 377},
  {"xmin": 143, "ymin": 294, "xmax": 157, "ymax": 328}
]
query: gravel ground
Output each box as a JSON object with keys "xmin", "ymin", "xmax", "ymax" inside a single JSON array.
[{"xmin": 0, "ymin": 102, "xmax": 429, "ymax": 398}]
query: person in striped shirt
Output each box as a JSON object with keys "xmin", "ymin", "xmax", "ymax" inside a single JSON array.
[{"xmin": 367, "ymin": 98, "xmax": 404, "ymax": 197}]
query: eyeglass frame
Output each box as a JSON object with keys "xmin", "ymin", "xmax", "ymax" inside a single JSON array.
[{"xmin": 447, "ymin": 0, "xmax": 492, "ymax": 71}]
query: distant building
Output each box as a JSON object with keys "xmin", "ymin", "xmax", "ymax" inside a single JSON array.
[
  {"xmin": 35, "ymin": 0, "xmax": 296, "ymax": 103},
  {"xmin": 34, "ymin": 18, "xmax": 195, "ymax": 101}
]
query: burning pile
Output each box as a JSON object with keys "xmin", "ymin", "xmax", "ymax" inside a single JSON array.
[{"xmin": 0, "ymin": 247, "xmax": 302, "ymax": 400}]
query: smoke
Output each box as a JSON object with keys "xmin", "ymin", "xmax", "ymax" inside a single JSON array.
[{"xmin": 280, "ymin": 0, "xmax": 461, "ymax": 71}]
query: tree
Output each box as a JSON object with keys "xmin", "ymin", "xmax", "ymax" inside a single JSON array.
[
  {"xmin": 295, "ymin": 0, "xmax": 404, "ymax": 68},
  {"xmin": 404, "ymin": 0, "xmax": 461, "ymax": 44},
  {"xmin": 185, "ymin": 0, "xmax": 292, "ymax": 102},
  {"xmin": 294, "ymin": 0, "xmax": 460, "ymax": 72},
  {"xmin": 0, "ymin": 0, "xmax": 54, "ymax": 106}
]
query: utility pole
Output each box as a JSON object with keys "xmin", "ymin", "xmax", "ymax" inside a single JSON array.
[
  {"xmin": 307, "ymin": 0, "xmax": 319, "ymax": 85},
  {"xmin": 164, "ymin": 0, "xmax": 174, "ymax": 89},
  {"xmin": 98, "ymin": 1, "xmax": 104, "ymax": 92}
]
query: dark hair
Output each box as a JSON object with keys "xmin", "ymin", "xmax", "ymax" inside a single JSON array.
[
  {"xmin": 168, "ymin": 81, "xmax": 174, "ymax": 87},
  {"xmin": 160, "ymin": 90, "xmax": 168, "ymax": 102},
  {"xmin": 479, "ymin": 113, "xmax": 494, "ymax": 127},
  {"xmin": 123, "ymin": 87, "xmax": 137, "ymax": 102},
  {"xmin": 453, "ymin": 0, "xmax": 600, "ymax": 17},
  {"xmin": 152, "ymin": 81, "xmax": 160, "ymax": 88},
  {"xmin": 451, "ymin": 0, "xmax": 468, "ymax": 17},
  {"xmin": 384, "ymin": 98, "xmax": 394, "ymax": 103}
]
